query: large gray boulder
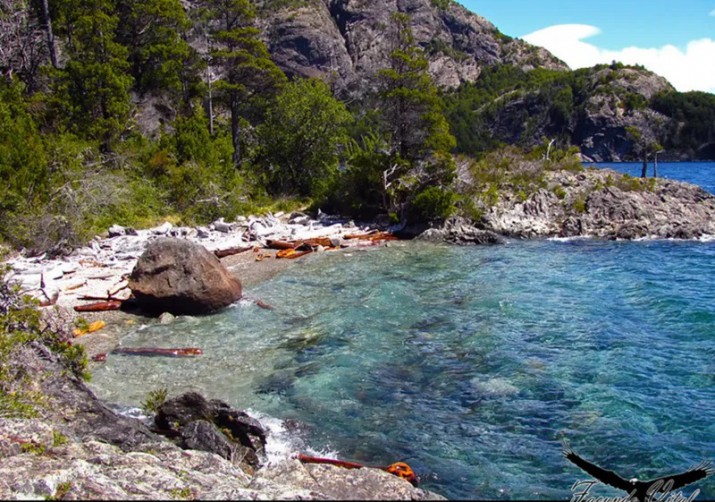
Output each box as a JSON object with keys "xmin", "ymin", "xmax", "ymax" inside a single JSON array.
[{"xmin": 128, "ymin": 238, "xmax": 242, "ymax": 315}]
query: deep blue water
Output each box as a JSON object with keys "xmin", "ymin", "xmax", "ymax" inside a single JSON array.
[
  {"xmin": 89, "ymin": 163, "xmax": 715, "ymax": 500},
  {"xmin": 590, "ymin": 161, "xmax": 715, "ymax": 194}
]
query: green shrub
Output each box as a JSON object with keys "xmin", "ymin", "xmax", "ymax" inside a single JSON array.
[
  {"xmin": 142, "ymin": 387, "xmax": 169, "ymax": 415},
  {"xmin": 410, "ymin": 186, "xmax": 456, "ymax": 221},
  {"xmin": 1, "ymin": 266, "xmax": 89, "ymax": 419}
]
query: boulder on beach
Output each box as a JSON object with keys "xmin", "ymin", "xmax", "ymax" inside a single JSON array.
[{"xmin": 128, "ymin": 238, "xmax": 242, "ymax": 315}]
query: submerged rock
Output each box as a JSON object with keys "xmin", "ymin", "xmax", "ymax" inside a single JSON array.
[{"xmin": 128, "ymin": 238, "xmax": 242, "ymax": 315}]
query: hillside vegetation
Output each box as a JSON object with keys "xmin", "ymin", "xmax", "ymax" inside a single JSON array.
[
  {"xmin": 0, "ymin": 1, "xmax": 457, "ymax": 254},
  {"xmin": 1, "ymin": 0, "xmax": 714, "ymax": 255}
]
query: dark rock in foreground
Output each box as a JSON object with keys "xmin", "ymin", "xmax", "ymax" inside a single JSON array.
[
  {"xmin": 155, "ymin": 392, "xmax": 267, "ymax": 468},
  {"xmin": 0, "ymin": 342, "xmax": 444, "ymax": 500},
  {"xmin": 128, "ymin": 237, "xmax": 242, "ymax": 315}
]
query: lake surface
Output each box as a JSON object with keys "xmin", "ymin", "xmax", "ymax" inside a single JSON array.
[
  {"xmin": 590, "ymin": 161, "xmax": 715, "ymax": 194},
  {"xmin": 89, "ymin": 163, "xmax": 715, "ymax": 500}
]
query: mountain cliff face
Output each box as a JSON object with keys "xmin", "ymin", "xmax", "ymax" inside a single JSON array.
[{"xmin": 255, "ymin": 0, "xmax": 566, "ymax": 97}]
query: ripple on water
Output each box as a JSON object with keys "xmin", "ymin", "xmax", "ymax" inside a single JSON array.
[{"xmin": 89, "ymin": 239, "xmax": 715, "ymax": 500}]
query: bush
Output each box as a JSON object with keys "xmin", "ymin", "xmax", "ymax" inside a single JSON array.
[
  {"xmin": 1, "ymin": 266, "xmax": 89, "ymax": 418},
  {"xmin": 409, "ymin": 186, "xmax": 456, "ymax": 221}
]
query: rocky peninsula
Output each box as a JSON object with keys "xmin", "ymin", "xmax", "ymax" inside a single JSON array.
[{"xmin": 2, "ymin": 167, "xmax": 715, "ymax": 499}]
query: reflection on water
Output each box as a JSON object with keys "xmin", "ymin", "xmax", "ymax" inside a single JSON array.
[{"xmin": 90, "ymin": 240, "xmax": 715, "ymax": 499}]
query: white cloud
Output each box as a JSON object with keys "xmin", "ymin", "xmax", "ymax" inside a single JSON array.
[{"xmin": 523, "ymin": 24, "xmax": 715, "ymax": 94}]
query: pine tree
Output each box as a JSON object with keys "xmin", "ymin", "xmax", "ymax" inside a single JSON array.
[
  {"xmin": 373, "ymin": 12, "xmax": 456, "ymax": 221},
  {"xmin": 205, "ymin": 0, "xmax": 286, "ymax": 166},
  {"xmin": 378, "ymin": 12, "xmax": 455, "ymax": 163},
  {"xmin": 52, "ymin": 0, "xmax": 133, "ymax": 150},
  {"xmin": 115, "ymin": 0, "xmax": 198, "ymax": 98}
]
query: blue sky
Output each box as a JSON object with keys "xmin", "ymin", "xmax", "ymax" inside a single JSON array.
[{"xmin": 456, "ymin": 1, "xmax": 715, "ymax": 93}]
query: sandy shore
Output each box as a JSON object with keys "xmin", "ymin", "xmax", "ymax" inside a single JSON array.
[{"xmin": 3, "ymin": 213, "xmax": 390, "ymax": 362}]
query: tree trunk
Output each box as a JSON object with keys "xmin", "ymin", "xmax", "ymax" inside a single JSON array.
[
  {"xmin": 641, "ymin": 153, "xmax": 648, "ymax": 178},
  {"xmin": 653, "ymin": 155, "xmax": 658, "ymax": 178},
  {"xmin": 40, "ymin": 0, "xmax": 58, "ymax": 68},
  {"xmin": 231, "ymin": 96, "xmax": 240, "ymax": 167}
]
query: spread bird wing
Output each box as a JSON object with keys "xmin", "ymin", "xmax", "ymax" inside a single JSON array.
[
  {"xmin": 648, "ymin": 460, "xmax": 715, "ymax": 491},
  {"xmin": 563, "ymin": 446, "xmax": 632, "ymax": 491}
]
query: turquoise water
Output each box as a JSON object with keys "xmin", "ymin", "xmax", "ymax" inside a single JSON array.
[{"xmin": 90, "ymin": 239, "xmax": 715, "ymax": 500}]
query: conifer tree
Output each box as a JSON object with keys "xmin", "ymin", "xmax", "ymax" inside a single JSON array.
[
  {"xmin": 378, "ymin": 12, "xmax": 455, "ymax": 163},
  {"xmin": 115, "ymin": 0, "xmax": 197, "ymax": 98},
  {"xmin": 205, "ymin": 0, "xmax": 286, "ymax": 166},
  {"xmin": 52, "ymin": 0, "xmax": 133, "ymax": 151},
  {"xmin": 373, "ymin": 12, "xmax": 456, "ymax": 221}
]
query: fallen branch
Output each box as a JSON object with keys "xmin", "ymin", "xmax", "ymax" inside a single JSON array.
[
  {"xmin": 295, "ymin": 453, "xmax": 419, "ymax": 486},
  {"xmin": 111, "ymin": 347, "xmax": 203, "ymax": 357},
  {"xmin": 276, "ymin": 248, "xmax": 313, "ymax": 259},
  {"xmin": 214, "ymin": 246, "xmax": 253, "ymax": 258},
  {"xmin": 255, "ymin": 299, "xmax": 274, "ymax": 310},
  {"xmin": 74, "ymin": 300, "xmax": 123, "ymax": 312}
]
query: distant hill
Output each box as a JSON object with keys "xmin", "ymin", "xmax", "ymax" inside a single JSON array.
[{"xmin": 248, "ymin": 0, "xmax": 714, "ymax": 161}]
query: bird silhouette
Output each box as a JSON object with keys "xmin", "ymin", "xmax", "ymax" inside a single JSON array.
[{"xmin": 563, "ymin": 446, "xmax": 714, "ymax": 502}]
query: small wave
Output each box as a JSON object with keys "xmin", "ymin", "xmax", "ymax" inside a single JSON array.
[
  {"xmin": 547, "ymin": 235, "xmax": 593, "ymax": 242},
  {"xmin": 247, "ymin": 409, "xmax": 340, "ymax": 466}
]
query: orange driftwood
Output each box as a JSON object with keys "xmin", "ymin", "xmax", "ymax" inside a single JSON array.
[
  {"xmin": 276, "ymin": 248, "xmax": 313, "ymax": 259},
  {"xmin": 112, "ymin": 347, "xmax": 203, "ymax": 357},
  {"xmin": 73, "ymin": 320, "xmax": 106, "ymax": 337},
  {"xmin": 295, "ymin": 454, "xmax": 419, "ymax": 487},
  {"xmin": 74, "ymin": 300, "xmax": 123, "ymax": 312},
  {"xmin": 266, "ymin": 240, "xmax": 298, "ymax": 250}
]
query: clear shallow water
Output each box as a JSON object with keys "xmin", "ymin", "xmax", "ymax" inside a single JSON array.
[
  {"xmin": 591, "ymin": 161, "xmax": 715, "ymax": 194},
  {"xmin": 90, "ymin": 239, "xmax": 715, "ymax": 500}
]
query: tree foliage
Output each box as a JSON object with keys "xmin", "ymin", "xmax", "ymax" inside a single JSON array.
[
  {"xmin": 205, "ymin": 0, "xmax": 287, "ymax": 166},
  {"xmin": 258, "ymin": 78, "xmax": 352, "ymax": 197}
]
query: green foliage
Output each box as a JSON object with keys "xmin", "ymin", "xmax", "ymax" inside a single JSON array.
[
  {"xmin": 52, "ymin": 0, "xmax": 134, "ymax": 149},
  {"xmin": 116, "ymin": 0, "xmax": 197, "ymax": 96},
  {"xmin": 430, "ymin": 0, "xmax": 451, "ymax": 9},
  {"xmin": 258, "ymin": 78, "xmax": 352, "ymax": 197},
  {"xmin": 1, "ymin": 266, "xmax": 89, "ymax": 419},
  {"xmin": 52, "ymin": 430, "xmax": 69, "ymax": 447},
  {"xmin": 142, "ymin": 387, "xmax": 168, "ymax": 414},
  {"xmin": 0, "ymin": 79, "xmax": 48, "ymax": 219},
  {"xmin": 651, "ymin": 91, "xmax": 715, "ymax": 157},
  {"xmin": 409, "ymin": 186, "xmax": 456, "ymax": 221}
]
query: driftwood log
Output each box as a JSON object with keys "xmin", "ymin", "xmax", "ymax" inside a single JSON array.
[
  {"xmin": 111, "ymin": 347, "xmax": 204, "ymax": 357},
  {"xmin": 295, "ymin": 453, "xmax": 419, "ymax": 487},
  {"xmin": 74, "ymin": 300, "xmax": 123, "ymax": 312}
]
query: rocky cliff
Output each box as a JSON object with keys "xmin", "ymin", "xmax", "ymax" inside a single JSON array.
[{"xmin": 255, "ymin": 0, "xmax": 566, "ymax": 97}]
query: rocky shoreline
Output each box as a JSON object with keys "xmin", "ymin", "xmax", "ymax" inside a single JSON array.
[
  {"xmin": 3, "ymin": 168, "xmax": 715, "ymax": 499},
  {"xmin": 0, "ymin": 211, "xmax": 447, "ymax": 500}
]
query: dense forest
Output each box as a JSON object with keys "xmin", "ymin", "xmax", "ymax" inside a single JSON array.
[
  {"xmin": 1, "ymin": 0, "xmax": 714, "ymax": 255},
  {"xmin": 0, "ymin": 0, "xmax": 460, "ymax": 254}
]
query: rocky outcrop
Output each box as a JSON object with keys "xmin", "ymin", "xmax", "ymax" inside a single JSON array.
[
  {"xmin": 480, "ymin": 168, "xmax": 715, "ymax": 239},
  {"xmin": 155, "ymin": 392, "xmax": 267, "ymax": 467},
  {"xmin": 128, "ymin": 238, "xmax": 242, "ymax": 315},
  {"xmin": 463, "ymin": 65, "xmax": 676, "ymax": 162},
  {"xmin": 257, "ymin": 0, "xmax": 566, "ymax": 97},
  {"xmin": 0, "ymin": 341, "xmax": 444, "ymax": 500},
  {"xmin": 415, "ymin": 217, "xmax": 505, "ymax": 245}
]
